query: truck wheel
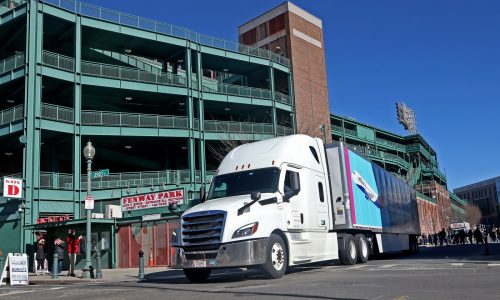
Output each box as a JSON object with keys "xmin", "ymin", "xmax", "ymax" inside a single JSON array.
[
  {"xmin": 354, "ymin": 234, "xmax": 369, "ymax": 263},
  {"xmin": 339, "ymin": 234, "xmax": 357, "ymax": 265},
  {"xmin": 260, "ymin": 234, "xmax": 287, "ymax": 278},
  {"xmin": 183, "ymin": 268, "xmax": 212, "ymax": 282}
]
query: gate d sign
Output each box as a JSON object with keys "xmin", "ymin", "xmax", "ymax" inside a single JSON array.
[{"xmin": 3, "ymin": 177, "xmax": 23, "ymax": 199}]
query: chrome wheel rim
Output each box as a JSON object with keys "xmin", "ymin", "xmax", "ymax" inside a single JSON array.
[
  {"xmin": 361, "ymin": 238, "xmax": 368, "ymax": 258},
  {"xmin": 271, "ymin": 242, "xmax": 285, "ymax": 270},
  {"xmin": 349, "ymin": 240, "xmax": 356, "ymax": 260}
]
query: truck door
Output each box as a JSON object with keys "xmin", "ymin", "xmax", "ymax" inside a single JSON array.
[
  {"xmin": 313, "ymin": 175, "xmax": 329, "ymax": 231},
  {"xmin": 282, "ymin": 167, "xmax": 305, "ymax": 231}
]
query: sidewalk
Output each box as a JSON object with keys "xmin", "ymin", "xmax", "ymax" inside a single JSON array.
[{"xmin": 28, "ymin": 267, "xmax": 177, "ymax": 285}]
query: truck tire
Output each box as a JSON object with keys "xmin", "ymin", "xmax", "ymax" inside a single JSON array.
[
  {"xmin": 354, "ymin": 234, "xmax": 369, "ymax": 263},
  {"xmin": 260, "ymin": 234, "xmax": 287, "ymax": 278},
  {"xmin": 339, "ymin": 234, "xmax": 357, "ymax": 265},
  {"xmin": 183, "ymin": 268, "xmax": 212, "ymax": 282}
]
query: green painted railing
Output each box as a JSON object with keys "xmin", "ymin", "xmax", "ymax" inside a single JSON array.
[
  {"xmin": 334, "ymin": 126, "xmax": 357, "ymax": 137},
  {"xmin": 41, "ymin": 103, "xmax": 74, "ymax": 123},
  {"xmin": 81, "ymin": 60, "xmax": 187, "ymax": 87},
  {"xmin": 376, "ymin": 137, "xmax": 406, "ymax": 151},
  {"xmin": 39, "ymin": 104, "xmax": 293, "ymax": 134},
  {"xmin": 0, "ymin": 104, "xmax": 23, "ymax": 126},
  {"xmin": 37, "ymin": 169, "xmax": 217, "ymax": 191},
  {"xmin": 0, "ymin": 52, "xmax": 24, "ymax": 74},
  {"xmin": 277, "ymin": 125, "xmax": 294, "ymax": 136},
  {"xmin": 42, "ymin": 51, "xmax": 187, "ymax": 87},
  {"xmin": 42, "ymin": 0, "xmax": 290, "ymax": 67},
  {"xmin": 42, "ymin": 51, "xmax": 75, "ymax": 71},
  {"xmin": 204, "ymin": 119, "xmax": 273, "ymax": 134},
  {"xmin": 81, "ymin": 109, "xmax": 190, "ymax": 129}
]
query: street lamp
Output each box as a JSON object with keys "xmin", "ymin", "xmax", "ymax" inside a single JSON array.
[
  {"xmin": 319, "ymin": 124, "xmax": 327, "ymax": 144},
  {"xmin": 82, "ymin": 141, "xmax": 95, "ymax": 279}
]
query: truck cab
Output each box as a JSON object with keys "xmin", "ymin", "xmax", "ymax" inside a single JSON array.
[{"xmin": 171, "ymin": 135, "xmax": 339, "ymax": 281}]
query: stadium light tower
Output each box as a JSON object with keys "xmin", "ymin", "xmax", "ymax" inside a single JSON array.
[{"xmin": 396, "ymin": 102, "xmax": 418, "ymax": 135}]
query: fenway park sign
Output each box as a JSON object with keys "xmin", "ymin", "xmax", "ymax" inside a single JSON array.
[{"xmin": 121, "ymin": 189, "xmax": 184, "ymax": 212}]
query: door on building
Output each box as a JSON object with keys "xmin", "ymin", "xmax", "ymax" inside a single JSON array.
[{"xmin": 117, "ymin": 221, "xmax": 179, "ymax": 268}]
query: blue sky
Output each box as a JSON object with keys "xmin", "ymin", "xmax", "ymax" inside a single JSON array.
[{"xmin": 81, "ymin": 0, "xmax": 500, "ymax": 190}]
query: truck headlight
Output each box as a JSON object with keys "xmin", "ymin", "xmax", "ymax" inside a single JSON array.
[{"xmin": 232, "ymin": 222, "xmax": 259, "ymax": 239}]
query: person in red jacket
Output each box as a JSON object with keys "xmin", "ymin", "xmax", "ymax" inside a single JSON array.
[{"xmin": 66, "ymin": 229, "xmax": 82, "ymax": 276}]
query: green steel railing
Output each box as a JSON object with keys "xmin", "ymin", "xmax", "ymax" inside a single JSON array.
[
  {"xmin": 274, "ymin": 91, "xmax": 291, "ymax": 105},
  {"xmin": 42, "ymin": 51, "xmax": 75, "ymax": 71},
  {"xmin": 40, "ymin": 103, "xmax": 293, "ymax": 135},
  {"xmin": 81, "ymin": 60, "xmax": 187, "ymax": 87},
  {"xmin": 202, "ymin": 80, "xmax": 290, "ymax": 104},
  {"xmin": 204, "ymin": 119, "xmax": 274, "ymax": 134},
  {"xmin": 81, "ymin": 109, "xmax": 190, "ymax": 129},
  {"xmin": 0, "ymin": 52, "xmax": 25, "ymax": 74},
  {"xmin": 40, "ymin": 172, "xmax": 74, "ymax": 189},
  {"xmin": 41, "ymin": 103, "xmax": 74, "ymax": 123},
  {"xmin": 376, "ymin": 137, "xmax": 406, "ymax": 151},
  {"xmin": 37, "ymin": 170, "xmax": 216, "ymax": 191},
  {"xmin": 42, "ymin": 51, "xmax": 187, "ymax": 88},
  {"xmin": 0, "ymin": 104, "xmax": 23, "ymax": 126},
  {"xmin": 277, "ymin": 125, "xmax": 293, "ymax": 136},
  {"xmin": 42, "ymin": 0, "xmax": 290, "ymax": 67},
  {"xmin": 202, "ymin": 80, "xmax": 272, "ymax": 100}
]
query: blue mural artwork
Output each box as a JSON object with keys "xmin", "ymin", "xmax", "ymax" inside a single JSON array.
[{"xmin": 348, "ymin": 150, "xmax": 382, "ymax": 228}]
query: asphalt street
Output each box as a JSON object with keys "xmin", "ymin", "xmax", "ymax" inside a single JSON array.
[{"xmin": 1, "ymin": 244, "xmax": 499, "ymax": 300}]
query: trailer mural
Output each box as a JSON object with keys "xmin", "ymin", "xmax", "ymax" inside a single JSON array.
[{"xmin": 345, "ymin": 149, "xmax": 383, "ymax": 229}]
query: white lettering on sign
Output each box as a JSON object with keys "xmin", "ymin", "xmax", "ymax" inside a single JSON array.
[
  {"xmin": 3, "ymin": 177, "xmax": 23, "ymax": 199},
  {"xmin": 121, "ymin": 189, "xmax": 184, "ymax": 212}
]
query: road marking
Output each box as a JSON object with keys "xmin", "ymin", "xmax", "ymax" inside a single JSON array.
[
  {"xmin": 379, "ymin": 264, "xmax": 396, "ymax": 268},
  {"xmin": 488, "ymin": 263, "xmax": 500, "ymax": 267},
  {"xmin": 451, "ymin": 263, "xmax": 464, "ymax": 266},
  {"xmin": 0, "ymin": 287, "xmax": 64, "ymax": 297},
  {"xmin": 346, "ymin": 265, "xmax": 369, "ymax": 269}
]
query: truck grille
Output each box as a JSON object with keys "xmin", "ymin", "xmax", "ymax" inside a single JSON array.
[{"xmin": 181, "ymin": 210, "xmax": 226, "ymax": 252}]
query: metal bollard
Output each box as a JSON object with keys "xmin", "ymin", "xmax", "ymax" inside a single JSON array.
[
  {"xmin": 138, "ymin": 250, "xmax": 144, "ymax": 280},
  {"xmin": 95, "ymin": 250, "xmax": 102, "ymax": 279},
  {"xmin": 52, "ymin": 253, "xmax": 59, "ymax": 279}
]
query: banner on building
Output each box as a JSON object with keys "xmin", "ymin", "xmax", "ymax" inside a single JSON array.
[{"xmin": 121, "ymin": 189, "xmax": 184, "ymax": 212}]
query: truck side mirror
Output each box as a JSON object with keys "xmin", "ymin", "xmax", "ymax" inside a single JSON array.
[
  {"xmin": 283, "ymin": 172, "xmax": 301, "ymax": 202},
  {"xmin": 200, "ymin": 186, "xmax": 206, "ymax": 203},
  {"xmin": 168, "ymin": 202, "xmax": 182, "ymax": 217},
  {"xmin": 290, "ymin": 172, "xmax": 301, "ymax": 193},
  {"xmin": 251, "ymin": 192, "xmax": 261, "ymax": 201}
]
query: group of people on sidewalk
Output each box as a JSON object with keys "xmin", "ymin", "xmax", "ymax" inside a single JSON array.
[
  {"xmin": 34, "ymin": 229, "xmax": 82, "ymax": 276},
  {"xmin": 420, "ymin": 225, "xmax": 500, "ymax": 246}
]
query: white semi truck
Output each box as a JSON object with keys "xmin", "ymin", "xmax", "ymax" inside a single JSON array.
[{"xmin": 171, "ymin": 134, "xmax": 420, "ymax": 281}]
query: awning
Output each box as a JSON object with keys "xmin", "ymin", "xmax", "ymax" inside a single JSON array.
[{"xmin": 23, "ymin": 218, "xmax": 116, "ymax": 230}]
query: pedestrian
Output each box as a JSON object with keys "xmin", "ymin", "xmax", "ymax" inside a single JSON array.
[
  {"xmin": 66, "ymin": 229, "xmax": 82, "ymax": 276},
  {"xmin": 433, "ymin": 233, "xmax": 438, "ymax": 246},
  {"xmin": 491, "ymin": 228, "xmax": 497, "ymax": 243},
  {"xmin": 474, "ymin": 227, "xmax": 483, "ymax": 244},
  {"xmin": 439, "ymin": 228, "xmax": 448, "ymax": 246},
  {"xmin": 54, "ymin": 237, "xmax": 65, "ymax": 275},
  {"xmin": 459, "ymin": 229, "xmax": 466, "ymax": 245},
  {"xmin": 35, "ymin": 238, "xmax": 47, "ymax": 275},
  {"xmin": 467, "ymin": 229, "xmax": 473, "ymax": 244}
]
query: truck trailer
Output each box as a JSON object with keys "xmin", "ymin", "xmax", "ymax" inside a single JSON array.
[{"xmin": 171, "ymin": 134, "xmax": 420, "ymax": 281}]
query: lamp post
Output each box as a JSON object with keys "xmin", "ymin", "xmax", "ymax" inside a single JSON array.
[
  {"xmin": 320, "ymin": 124, "xmax": 327, "ymax": 144},
  {"xmin": 82, "ymin": 141, "xmax": 95, "ymax": 279}
]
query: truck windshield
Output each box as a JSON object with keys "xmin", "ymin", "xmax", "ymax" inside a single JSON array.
[{"xmin": 207, "ymin": 167, "xmax": 280, "ymax": 200}]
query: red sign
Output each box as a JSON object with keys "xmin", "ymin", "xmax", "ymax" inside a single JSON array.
[
  {"xmin": 3, "ymin": 177, "xmax": 23, "ymax": 199},
  {"xmin": 121, "ymin": 189, "xmax": 184, "ymax": 212},
  {"xmin": 36, "ymin": 215, "xmax": 71, "ymax": 224}
]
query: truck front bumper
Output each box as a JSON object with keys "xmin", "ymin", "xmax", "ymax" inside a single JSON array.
[{"xmin": 172, "ymin": 238, "xmax": 268, "ymax": 269}]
